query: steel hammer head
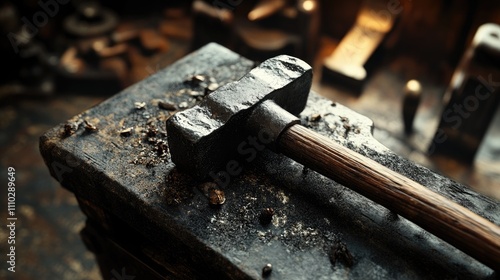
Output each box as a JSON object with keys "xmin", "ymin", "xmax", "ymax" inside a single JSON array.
[{"xmin": 166, "ymin": 55, "xmax": 313, "ymax": 179}]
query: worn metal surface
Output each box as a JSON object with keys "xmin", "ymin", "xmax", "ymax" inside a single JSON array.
[
  {"xmin": 167, "ymin": 55, "xmax": 312, "ymax": 179},
  {"xmin": 40, "ymin": 43, "xmax": 499, "ymax": 279}
]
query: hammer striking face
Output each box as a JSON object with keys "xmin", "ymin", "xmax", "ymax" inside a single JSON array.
[{"xmin": 166, "ymin": 55, "xmax": 313, "ymax": 179}]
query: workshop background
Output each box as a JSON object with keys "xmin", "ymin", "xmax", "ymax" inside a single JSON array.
[{"xmin": 0, "ymin": 0, "xmax": 499, "ymax": 279}]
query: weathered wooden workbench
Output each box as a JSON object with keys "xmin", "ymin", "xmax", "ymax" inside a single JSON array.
[{"xmin": 40, "ymin": 43, "xmax": 499, "ymax": 279}]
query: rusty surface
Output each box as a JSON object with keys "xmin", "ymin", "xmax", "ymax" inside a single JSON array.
[{"xmin": 39, "ymin": 43, "xmax": 499, "ymax": 279}]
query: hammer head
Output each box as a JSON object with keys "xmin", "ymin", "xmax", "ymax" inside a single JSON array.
[{"xmin": 166, "ymin": 55, "xmax": 312, "ymax": 179}]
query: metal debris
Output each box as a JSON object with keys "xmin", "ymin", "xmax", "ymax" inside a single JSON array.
[
  {"xmin": 262, "ymin": 263, "xmax": 273, "ymax": 277},
  {"xmin": 178, "ymin": 101, "xmax": 188, "ymax": 109},
  {"xmin": 310, "ymin": 113, "xmax": 322, "ymax": 122},
  {"xmin": 184, "ymin": 74, "xmax": 206, "ymax": 86},
  {"xmin": 119, "ymin": 127, "xmax": 133, "ymax": 136},
  {"xmin": 209, "ymin": 188, "xmax": 225, "ymax": 207},
  {"xmin": 155, "ymin": 140, "xmax": 168, "ymax": 157},
  {"xmin": 84, "ymin": 120, "xmax": 97, "ymax": 132},
  {"xmin": 158, "ymin": 101, "xmax": 177, "ymax": 111},
  {"xmin": 134, "ymin": 101, "xmax": 146, "ymax": 110},
  {"xmin": 188, "ymin": 90, "xmax": 204, "ymax": 97},
  {"xmin": 343, "ymin": 123, "xmax": 351, "ymax": 138},
  {"xmin": 352, "ymin": 125, "xmax": 360, "ymax": 134},
  {"xmin": 206, "ymin": 82, "xmax": 219, "ymax": 92},
  {"xmin": 63, "ymin": 122, "xmax": 78, "ymax": 136},
  {"xmin": 146, "ymin": 126, "xmax": 158, "ymax": 137}
]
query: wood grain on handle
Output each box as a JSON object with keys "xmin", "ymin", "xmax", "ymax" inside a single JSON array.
[{"xmin": 279, "ymin": 124, "xmax": 500, "ymax": 270}]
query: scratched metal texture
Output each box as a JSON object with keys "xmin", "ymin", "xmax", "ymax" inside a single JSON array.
[{"xmin": 40, "ymin": 43, "xmax": 499, "ymax": 279}]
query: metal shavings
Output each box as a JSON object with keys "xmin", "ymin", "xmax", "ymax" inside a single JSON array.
[
  {"xmin": 146, "ymin": 126, "xmax": 158, "ymax": 137},
  {"xmin": 206, "ymin": 83, "xmax": 219, "ymax": 92},
  {"xmin": 158, "ymin": 101, "xmax": 177, "ymax": 111},
  {"xmin": 209, "ymin": 189, "xmax": 225, "ymax": 207},
  {"xmin": 310, "ymin": 113, "xmax": 322, "ymax": 122},
  {"xmin": 343, "ymin": 123, "xmax": 351, "ymax": 138},
  {"xmin": 188, "ymin": 90, "xmax": 204, "ymax": 97},
  {"xmin": 63, "ymin": 122, "xmax": 79, "ymax": 136},
  {"xmin": 352, "ymin": 125, "xmax": 360, "ymax": 134},
  {"xmin": 178, "ymin": 101, "xmax": 189, "ymax": 109},
  {"xmin": 184, "ymin": 74, "xmax": 206, "ymax": 86},
  {"xmin": 84, "ymin": 120, "xmax": 97, "ymax": 132},
  {"xmin": 134, "ymin": 102, "xmax": 146, "ymax": 110},
  {"xmin": 119, "ymin": 127, "xmax": 133, "ymax": 136},
  {"xmin": 155, "ymin": 140, "xmax": 168, "ymax": 157}
]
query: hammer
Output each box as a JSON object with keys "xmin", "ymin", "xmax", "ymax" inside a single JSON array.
[{"xmin": 166, "ymin": 55, "xmax": 500, "ymax": 270}]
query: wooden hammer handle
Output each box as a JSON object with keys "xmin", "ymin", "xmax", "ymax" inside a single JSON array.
[{"xmin": 279, "ymin": 124, "xmax": 500, "ymax": 270}]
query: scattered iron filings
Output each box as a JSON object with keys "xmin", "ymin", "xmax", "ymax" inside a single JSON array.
[
  {"xmin": 146, "ymin": 126, "xmax": 158, "ymax": 137},
  {"xmin": 156, "ymin": 140, "xmax": 168, "ymax": 157},
  {"xmin": 310, "ymin": 113, "xmax": 322, "ymax": 122},
  {"xmin": 184, "ymin": 74, "xmax": 206, "ymax": 86},
  {"xmin": 84, "ymin": 120, "xmax": 98, "ymax": 132},
  {"xmin": 134, "ymin": 101, "xmax": 146, "ymax": 110},
  {"xmin": 119, "ymin": 127, "xmax": 133, "ymax": 137}
]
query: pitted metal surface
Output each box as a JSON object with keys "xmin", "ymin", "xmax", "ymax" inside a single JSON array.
[
  {"xmin": 40, "ymin": 43, "xmax": 499, "ymax": 279},
  {"xmin": 167, "ymin": 54, "xmax": 312, "ymax": 179}
]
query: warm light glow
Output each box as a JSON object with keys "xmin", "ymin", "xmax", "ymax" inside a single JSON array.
[
  {"xmin": 302, "ymin": 0, "xmax": 315, "ymax": 11},
  {"xmin": 92, "ymin": 40, "xmax": 106, "ymax": 51},
  {"xmin": 406, "ymin": 80, "xmax": 421, "ymax": 93}
]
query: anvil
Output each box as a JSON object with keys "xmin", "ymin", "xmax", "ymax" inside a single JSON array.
[{"xmin": 40, "ymin": 43, "xmax": 499, "ymax": 279}]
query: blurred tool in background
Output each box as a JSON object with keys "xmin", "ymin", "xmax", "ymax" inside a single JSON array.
[{"xmin": 430, "ymin": 23, "xmax": 500, "ymax": 163}]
